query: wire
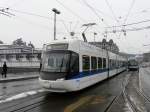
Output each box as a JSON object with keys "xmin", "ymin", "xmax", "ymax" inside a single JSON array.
[
  {"xmin": 7, "ymin": 8, "xmax": 51, "ymax": 19},
  {"xmin": 55, "ymin": 0, "xmax": 87, "ymax": 23},
  {"xmin": 0, "ymin": 6, "xmax": 80, "ymax": 24},
  {"xmin": 124, "ymin": 0, "xmax": 136, "ymax": 24},
  {"xmin": 82, "ymin": 0, "xmax": 110, "ymax": 27},
  {"xmin": 72, "ymin": 21, "xmax": 79, "ymax": 31},
  {"xmin": 105, "ymin": 0, "xmax": 119, "ymax": 23},
  {"xmin": 61, "ymin": 20, "xmax": 70, "ymax": 34},
  {"xmin": 107, "ymin": 25, "xmax": 150, "ymax": 33},
  {"xmin": 8, "ymin": 0, "xmax": 25, "ymax": 8},
  {"xmin": 105, "ymin": 19, "xmax": 150, "ymax": 28}
]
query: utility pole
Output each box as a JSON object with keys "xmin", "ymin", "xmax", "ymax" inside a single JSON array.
[{"xmin": 52, "ymin": 8, "xmax": 60, "ymax": 40}]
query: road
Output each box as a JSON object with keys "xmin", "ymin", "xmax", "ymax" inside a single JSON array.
[{"xmin": 0, "ymin": 69, "xmax": 150, "ymax": 112}]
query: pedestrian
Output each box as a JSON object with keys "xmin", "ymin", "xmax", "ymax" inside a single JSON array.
[
  {"xmin": 2, "ymin": 62, "xmax": 8, "ymax": 78},
  {"xmin": 39, "ymin": 62, "xmax": 42, "ymax": 73},
  {"xmin": 1, "ymin": 68, "xmax": 4, "ymax": 78}
]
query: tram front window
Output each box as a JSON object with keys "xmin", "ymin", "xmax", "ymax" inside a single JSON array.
[
  {"xmin": 42, "ymin": 52, "xmax": 70, "ymax": 72},
  {"xmin": 40, "ymin": 50, "xmax": 79, "ymax": 80}
]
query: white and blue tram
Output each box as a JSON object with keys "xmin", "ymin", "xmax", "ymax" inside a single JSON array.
[{"xmin": 39, "ymin": 39, "xmax": 127, "ymax": 92}]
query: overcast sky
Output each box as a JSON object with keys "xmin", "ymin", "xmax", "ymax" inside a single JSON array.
[{"xmin": 0, "ymin": 0, "xmax": 150, "ymax": 54}]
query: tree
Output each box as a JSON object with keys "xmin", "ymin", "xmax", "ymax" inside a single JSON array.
[
  {"xmin": 28, "ymin": 41, "xmax": 35, "ymax": 48},
  {"xmin": 0, "ymin": 40, "xmax": 4, "ymax": 44},
  {"xmin": 12, "ymin": 38, "xmax": 26, "ymax": 46}
]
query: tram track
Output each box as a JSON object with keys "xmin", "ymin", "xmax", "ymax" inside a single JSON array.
[
  {"xmin": 0, "ymin": 91, "xmax": 48, "ymax": 112},
  {"xmin": 123, "ymin": 85, "xmax": 149, "ymax": 112},
  {"xmin": 0, "ymin": 72, "xmax": 132, "ymax": 112},
  {"xmin": 123, "ymin": 89, "xmax": 138, "ymax": 112},
  {"xmin": 104, "ymin": 72, "xmax": 131, "ymax": 112},
  {"xmin": 122, "ymin": 70, "xmax": 148, "ymax": 112},
  {"xmin": 136, "ymin": 68, "xmax": 150, "ymax": 103},
  {"xmin": 105, "ymin": 71, "xmax": 148, "ymax": 112},
  {"xmin": 10, "ymin": 97, "xmax": 49, "ymax": 112}
]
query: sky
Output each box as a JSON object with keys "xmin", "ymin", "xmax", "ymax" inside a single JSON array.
[{"xmin": 0, "ymin": 0, "xmax": 150, "ymax": 54}]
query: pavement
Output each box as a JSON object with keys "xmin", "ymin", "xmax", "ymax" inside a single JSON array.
[{"xmin": 0, "ymin": 72, "xmax": 39, "ymax": 83}]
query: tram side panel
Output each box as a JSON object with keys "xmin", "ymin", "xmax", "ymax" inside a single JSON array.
[
  {"xmin": 78, "ymin": 43, "xmax": 108, "ymax": 90},
  {"xmin": 108, "ymin": 52, "xmax": 118, "ymax": 77}
]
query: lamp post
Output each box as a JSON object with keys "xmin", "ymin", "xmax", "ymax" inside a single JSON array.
[
  {"xmin": 94, "ymin": 32, "xmax": 97, "ymax": 42},
  {"xmin": 52, "ymin": 8, "xmax": 60, "ymax": 40}
]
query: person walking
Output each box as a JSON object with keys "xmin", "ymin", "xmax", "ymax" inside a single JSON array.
[
  {"xmin": 2, "ymin": 62, "xmax": 8, "ymax": 78},
  {"xmin": 1, "ymin": 68, "xmax": 4, "ymax": 78},
  {"xmin": 39, "ymin": 62, "xmax": 42, "ymax": 73}
]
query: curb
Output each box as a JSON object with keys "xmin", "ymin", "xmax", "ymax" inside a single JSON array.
[{"xmin": 0, "ymin": 76, "xmax": 39, "ymax": 83}]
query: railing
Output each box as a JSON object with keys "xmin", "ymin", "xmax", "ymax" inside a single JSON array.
[{"xmin": 0, "ymin": 61, "xmax": 40, "ymax": 68}]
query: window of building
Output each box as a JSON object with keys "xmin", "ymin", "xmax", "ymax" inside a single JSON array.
[
  {"xmin": 98, "ymin": 57, "xmax": 102, "ymax": 69},
  {"xmin": 82, "ymin": 55, "xmax": 90, "ymax": 71},
  {"xmin": 91, "ymin": 57, "xmax": 97, "ymax": 70}
]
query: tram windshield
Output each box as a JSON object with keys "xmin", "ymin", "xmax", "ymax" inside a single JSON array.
[
  {"xmin": 128, "ymin": 60, "xmax": 138, "ymax": 66},
  {"xmin": 42, "ymin": 51, "xmax": 70, "ymax": 72}
]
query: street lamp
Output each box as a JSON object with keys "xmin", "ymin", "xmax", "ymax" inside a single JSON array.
[
  {"xmin": 94, "ymin": 32, "xmax": 97, "ymax": 42},
  {"xmin": 52, "ymin": 8, "xmax": 60, "ymax": 40}
]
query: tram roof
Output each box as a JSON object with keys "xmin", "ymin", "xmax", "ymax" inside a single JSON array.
[{"xmin": 45, "ymin": 39, "xmax": 127, "ymax": 59}]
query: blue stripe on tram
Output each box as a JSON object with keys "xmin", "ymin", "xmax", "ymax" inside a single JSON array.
[
  {"xmin": 68, "ymin": 67, "xmax": 126, "ymax": 80},
  {"xmin": 69, "ymin": 68, "xmax": 108, "ymax": 79}
]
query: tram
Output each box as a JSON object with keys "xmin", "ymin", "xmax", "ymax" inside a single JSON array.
[
  {"xmin": 39, "ymin": 39, "xmax": 127, "ymax": 92},
  {"xmin": 128, "ymin": 59, "xmax": 139, "ymax": 71}
]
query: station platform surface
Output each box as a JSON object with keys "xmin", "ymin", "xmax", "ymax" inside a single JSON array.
[{"xmin": 0, "ymin": 72, "xmax": 39, "ymax": 83}]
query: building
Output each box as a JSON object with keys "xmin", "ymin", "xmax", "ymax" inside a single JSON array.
[
  {"xmin": 89, "ymin": 39, "xmax": 119, "ymax": 53},
  {"xmin": 0, "ymin": 43, "xmax": 42, "ymax": 72},
  {"xmin": 143, "ymin": 52, "xmax": 150, "ymax": 62}
]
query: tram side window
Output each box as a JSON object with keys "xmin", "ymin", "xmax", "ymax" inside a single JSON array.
[
  {"xmin": 116, "ymin": 60, "xmax": 119, "ymax": 67},
  {"xmin": 98, "ymin": 57, "xmax": 102, "ymax": 69},
  {"xmin": 48, "ymin": 58, "xmax": 54, "ymax": 67},
  {"xmin": 109, "ymin": 59, "xmax": 112, "ymax": 68},
  {"xmin": 103, "ymin": 58, "xmax": 106, "ymax": 68},
  {"xmin": 70, "ymin": 53, "xmax": 79, "ymax": 73},
  {"xmin": 82, "ymin": 55, "xmax": 90, "ymax": 71},
  {"xmin": 91, "ymin": 57, "xmax": 97, "ymax": 70},
  {"xmin": 112, "ymin": 60, "xmax": 116, "ymax": 68}
]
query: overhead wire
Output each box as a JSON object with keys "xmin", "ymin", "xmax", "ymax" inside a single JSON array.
[
  {"xmin": 72, "ymin": 21, "xmax": 79, "ymax": 31},
  {"xmin": 55, "ymin": 0, "xmax": 87, "ymax": 23},
  {"xmin": 109, "ymin": 0, "xmax": 136, "ymax": 39},
  {"xmin": 0, "ymin": 7, "xmax": 70, "ymax": 34},
  {"xmin": 0, "ymin": 6, "xmax": 83, "ymax": 37},
  {"xmin": 104, "ymin": 0, "xmax": 119, "ymax": 23},
  {"xmin": 82, "ymin": 0, "xmax": 110, "ymax": 27},
  {"xmin": 8, "ymin": 0, "xmax": 25, "ymax": 8},
  {"xmin": 61, "ymin": 20, "xmax": 70, "ymax": 34},
  {"xmin": 107, "ymin": 25, "xmax": 150, "ymax": 33},
  {"xmin": 105, "ymin": 19, "xmax": 150, "ymax": 29},
  {"xmin": 124, "ymin": 0, "xmax": 136, "ymax": 24},
  {"xmin": 119, "ymin": 0, "xmax": 136, "ymax": 37},
  {"xmin": 0, "ymin": 6, "xmax": 80, "ymax": 23}
]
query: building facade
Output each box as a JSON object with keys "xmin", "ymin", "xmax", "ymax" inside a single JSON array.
[
  {"xmin": 143, "ymin": 52, "xmax": 150, "ymax": 62},
  {"xmin": 0, "ymin": 44, "xmax": 41, "ymax": 69},
  {"xmin": 89, "ymin": 39, "xmax": 119, "ymax": 53}
]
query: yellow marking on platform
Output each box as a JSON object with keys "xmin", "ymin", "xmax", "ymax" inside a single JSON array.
[
  {"xmin": 64, "ymin": 95, "xmax": 94, "ymax": 112},
  {"xmin": 90, "ymin": 96, "xmax": 105, "ymax": 105}
]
